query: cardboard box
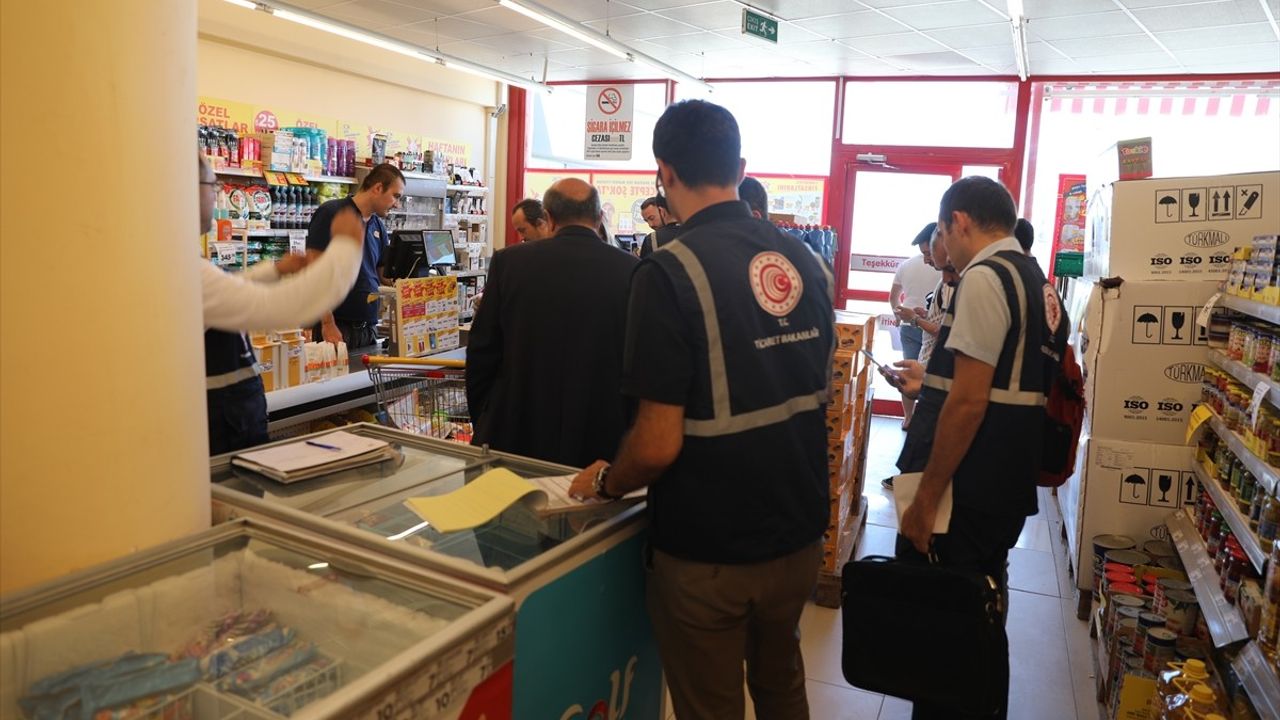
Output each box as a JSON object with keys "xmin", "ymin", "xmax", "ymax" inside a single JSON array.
[
  {"xmin": 1085, "ymin": 171, "xmax": 1279, "ymax": 281},
  {"xmin": 831, "ymin": 351, "xmax": 855, "ymax": 386},
  {"xmin": 833, "ymin": 311, "xmax": 875, "ymax": 354},
  {"xmin": 1059, "ymin": 435, "xmax": 1196, "ymax": 593},
  {"xmin": 1080, "ymin": 279, "xmax": 1219, "ymax": 444}
]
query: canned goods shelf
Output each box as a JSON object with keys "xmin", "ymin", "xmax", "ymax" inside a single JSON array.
[
  {"xmin": 1192, "ymin": 457, "xmax": 1268, "ymax": 572},
  {"xmin": 1207, "ymin": 413, "xmax": 1280, "ymax": 499},
  {"xmin": 1233, "ymin": 641, "xmax": 1280, "ymax": 719},
  {"xmin": 1209, "ymin": 350, "xmax": 1280, "ymax": 414},
  {"xmin": 1222, "ymin": 293, "xmax": 1280, "ymax": 326},
  {"xmin": 1164, "ymin": 509, "xmax": 1250, "ymax": 647}
]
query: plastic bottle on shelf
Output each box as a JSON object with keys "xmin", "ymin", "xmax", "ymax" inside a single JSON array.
[
  {"xmin": 1160, "ymin": 682, "xmax": 1224, "ymax": 719},
  {"xmin": 1260, "ymin": 541, "xmax": 1280, "ymax": 655},
  {"xmin": 1152, "ymin": 659, "xmax": 1211, "ymax": 717}
]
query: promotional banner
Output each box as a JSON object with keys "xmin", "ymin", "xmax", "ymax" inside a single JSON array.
[
  {"xmin": 593, "ymin": 173, "xmax": 659, "ymax": 237},
  {"xmin": 523, "ymin": 170, "xmax": 592, "ymax": 204},
  {"xmin": 755, "ymin": 177, "xmax": 826, "ymax": 224},
  {"xmin": 1051, "ymin": 174, "xmax": 1087, "ymax": 281},
  {"xmin": 585, "ymin": 84, "xmax": 635, "ymax": 161}
]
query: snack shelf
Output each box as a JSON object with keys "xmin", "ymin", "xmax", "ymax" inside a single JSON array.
[{"xmin": 1223, "ymin": 293, "xmax": 1280, "ymax": 326}]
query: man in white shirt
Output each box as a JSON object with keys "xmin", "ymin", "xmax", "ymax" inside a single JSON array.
[
  {"xmin": 889, "ymin": 224, "xmax": 942, "ymax": 430},
  {"xmin": 199, "ymin": 153, "xmax": 365, "ymax": 454}
]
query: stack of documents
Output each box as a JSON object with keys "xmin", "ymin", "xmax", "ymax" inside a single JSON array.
[
  {"xmin": 403, "ymin": 468, "xmax": 645, "ymax": 533},
  {"xmin": 231, "ymin": 431, "xmax": 398, "ymax": 484}
]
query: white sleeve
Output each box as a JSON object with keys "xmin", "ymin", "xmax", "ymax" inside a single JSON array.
[
  {"xmin": 238, "ymin": 258, "xmax": 281, "ymax": 283},
  {"xmin": 944, "ymin": 267, "xmax": 1011, "ymax": 368},
  {"xmin": 201, "ymin": 238, "xmax": 362, "ymax": 332}
]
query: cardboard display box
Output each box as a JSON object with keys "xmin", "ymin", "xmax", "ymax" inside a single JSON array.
[
  {"xmin": 1085, "ymin": 170, "xmax": 1279, "ymax": 281},
  {"xmin": 1059, "ymin": 434, "xmax": 1196, "ymax": 594},
  {"xmin": 1080, "ymin": 279, "xmax": 1221, "ymax": 445}
]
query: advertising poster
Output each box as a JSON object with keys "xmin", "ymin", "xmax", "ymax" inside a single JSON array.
[
  {"xmin": 1051, "ymin": 174, "xmax": 1087, "ymax": 281},
  {"xmin": 593, "ymin": 173, "xmax": 660, "ymax": 237},
  {"xmin": 755, "ymin": 177, "xmax": 826, "ymax": 224}
]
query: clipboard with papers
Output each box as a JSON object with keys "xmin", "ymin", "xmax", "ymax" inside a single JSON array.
[{"xmin": 231, "ymin": 431, "xmax": 401, "ymax": 484}]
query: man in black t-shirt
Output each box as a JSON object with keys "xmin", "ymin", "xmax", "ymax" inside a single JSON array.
[
  {"xmin": 570, "ymin": 101, "xmax": 834, "ymax": 720},
  {"xmin": 637, "ymin": 195, "xmax": 679, "ymax": 258},
  {"xmin": 306, "ymin": 163, "xmax": 404, "ymax": 348}
]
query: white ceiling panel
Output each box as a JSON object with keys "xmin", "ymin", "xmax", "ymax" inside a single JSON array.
[
  {"xmin": 890, "ymin": 49, "xmax": 983, "ymax": 69},
  {"xmin": 535, "ymin": 0, "xmax": 641, "ymax": 22},
  {"xmin": 610, "ymin": 0, "xmax": 704, "ymax": 11},
  {"xmin": 583, "ymin": 13, "xmax": 700, "ymax": 38},
  {"xmin": 857, "ymin": 0, "xmax": 976, "ymax": 8},
  {"xmin": 883, "ymin": 2, "xmax": 1007, "ymax": 30},
  {"xmin": 1084, "ymin": 50, "xmax": 1186, "ymax": 71},
  {"xmin": 468, "ymin": 31, "xmax": 578, "ymax": 53},
  {"xmin": 924, "ymin": 21, "xmax": 1018, "ymax": 49},
  {"xmin": 841, "ymin": 31, "xmax": 948, "ymax": 54},
  {"xmin": 1023, "ymin": 0, "xmax": 1120, "ymax": 18},
  {"xmin": 318, "ymin": 0, "xmax": 439, "ymax": 29},
  {"xmin": 1118, "ymin": 0, "xmax": 1242, "ymax": 7},
  {"xmin": 427, "ymin": 14, "xmax": 512, "ymax": 39},
  {"xmin": 385, "ymin": 0, "xmax": 492, "ymax": 15},
  {"xmin": 460, "ymin": 6, "xmax": 552, "ymax": 32},
  {"xmin": 760, "ymin": 0, "xmax": 878, "ymax": 19},
  {"xmin": 436, "ymin": 39, "xmax": 509, "ymax": 63},
  {"xmin": 1050, "ymin": 33, "xmax": 1160, "ymax": 57},
  {"xmin": 655, "ymin": 1, "xmax": 745, "ymax": 28},
  {"xmin": 1136, "ymin": 2, "xmax": 1270, "ymax": 31},
  {"xmin": 1027, "ymin": 12, "xmax": 1140, "ymax": 40},
  {"xmin": 792, "ymin": 11, "xmax": 909, "ymax": 39},
  {"xmin": 1156, "ymin": 22, "xmax": 1279, "ymax": 50},
  {"xmin": 383, "ymin": 23, "xmax": 463, "ymax": 46},
  {"xmin": 647, "ymin": 31, "xmax": 753, "ymax": 51},
  {"xmin": 1175, "ymin": 41, "xmax": 1280, "ymax": 68}
]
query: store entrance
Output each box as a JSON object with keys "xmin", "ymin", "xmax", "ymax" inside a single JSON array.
[{"xmin": 838, "ymin": 158, "xmax": 961, "ymax": 417}]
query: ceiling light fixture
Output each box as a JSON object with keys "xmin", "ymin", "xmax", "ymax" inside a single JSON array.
[
  {"xmin": 1006, "ymin": 0, "xmax": 1029, "ymax": 81},
  {"xmin": 498, "ymin": 0, "xmax": 629, "ymax": 59},
  {"xmin": 220, "ymin": 0, "xmax": 549, "ymax": 91},
  {"xmin": 495, "ymin": 0, "xmax": 712, "ymax": 90}
]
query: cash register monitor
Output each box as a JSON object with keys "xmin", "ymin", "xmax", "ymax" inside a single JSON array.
[
  {"xmin": 424, "ymin": 230, "xmax": 457, "ymax": 267},
  {"xmin": 384, "ymin": 230, "xmax": 428, "ymax": 279}
]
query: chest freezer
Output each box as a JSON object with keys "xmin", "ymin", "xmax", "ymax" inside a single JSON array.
[
  {"xmin": 0, "ymin": 517, "xmax": 514, "ymax": 720},
  {"xmin": 210, "ymin": 424, "xmax": 664, "ymax": 720}
]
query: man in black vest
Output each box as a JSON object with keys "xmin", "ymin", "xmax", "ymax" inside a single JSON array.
[
  {"xmin": 637, "ymin": 195, "xmax": 680, "ymax": 258},
  {"xmin": 893, "ymin": 176, "xmax": 1068, "ymax": 720},
  {"xmin": 569, "ymin": 100, "xmax": 834, "ymax": 720},
  {"xmin": 465, "ymin": 178, "xmax": 637, "ymax": 467},
  {"xmin": 199, "ymin": 153, "xmax": 365, "ymax": 455}
]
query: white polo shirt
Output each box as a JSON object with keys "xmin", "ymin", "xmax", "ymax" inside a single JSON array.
[{"xmin": 945, "ymin": 236, "xmax": 1024, "ymax": 368}]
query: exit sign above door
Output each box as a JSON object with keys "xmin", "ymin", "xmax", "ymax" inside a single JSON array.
[{"xmin": 741, "ymin": 8, "xmax": 778, "ymax": 43}]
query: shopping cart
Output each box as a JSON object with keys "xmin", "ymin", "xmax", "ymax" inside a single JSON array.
[{"xmin": 363, "ymin": 355, "xmax": 471, "ymax": 443}]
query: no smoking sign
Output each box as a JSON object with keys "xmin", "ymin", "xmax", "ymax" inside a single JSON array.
[{"xmin": 585, "ymin": 84, "xmax": 634, "ymax": 160}]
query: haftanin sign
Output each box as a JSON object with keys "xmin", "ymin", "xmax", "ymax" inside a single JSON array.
[{"xmin": 585, "ymin": 84, "xmax": 635, "ymax": 160}]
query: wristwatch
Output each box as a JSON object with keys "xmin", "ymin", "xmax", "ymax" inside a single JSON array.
[{"xmin": 592, "ymin": 465, "xmax": 623, "ymax": 501}]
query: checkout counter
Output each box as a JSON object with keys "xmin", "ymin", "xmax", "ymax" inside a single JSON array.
[{"xmin": 210, "ymin": 424, "xmax": 662, "ymax": 719}]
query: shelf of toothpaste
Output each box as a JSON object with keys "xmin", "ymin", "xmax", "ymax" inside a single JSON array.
[
  {"xmin": 210, "ymin": 424, "xmax": 637, "ymax": 577},
  {"xmin": 0, "ymin": 517, "xmax": 515, "ymax": 720},
  {"xmin": 247, "ymin": 330, "xmax": 348, "ymax": 394}
]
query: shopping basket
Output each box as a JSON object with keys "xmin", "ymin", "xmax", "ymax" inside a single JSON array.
[{"xmin": 363, "ymin": 355, "xmax": 471, "ymax": 443}]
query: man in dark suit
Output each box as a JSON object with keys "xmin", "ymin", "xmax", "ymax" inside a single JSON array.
[{"xmin": 465, "ymin": 178, "xmax": 639, "ymax": 468}]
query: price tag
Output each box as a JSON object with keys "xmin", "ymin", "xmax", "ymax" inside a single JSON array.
[
  {"xmin": 1197, "ymin": 292, "xmax": 1222, "ymax": 330},
  {"xmin": 288, "ymin": 230, "xmax": 307, "ymax": 255},
  {"xmin": 1249, "ymin": 379, "xmax": 1270, "ymax": 431},
  {"xmin": 1186, "ymin": 404, "xmax": 1215, "ymax": 444},
  {"xmin": 214, "ymin": 243, "xmax": 237, "ymax": 264}
]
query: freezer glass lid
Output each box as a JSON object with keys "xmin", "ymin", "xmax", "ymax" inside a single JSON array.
[
  {"xmin": 328, "ymin": 456, "xmax": 635, "ymax": 571},
  {"xmin": 1, "ymin": 532, "xmax": 470, "ymax": 719}
]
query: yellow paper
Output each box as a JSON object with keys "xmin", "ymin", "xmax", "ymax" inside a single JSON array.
[
  {"xmin": 403, "ymin": 468, "xmax": 539, "ymax": 533},
  {"xmin": 1186, "ymin": 404, "xmax": 1214, "ymax": 444}
]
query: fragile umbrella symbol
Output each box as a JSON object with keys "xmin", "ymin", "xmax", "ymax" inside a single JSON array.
[
  {"xmin": 1137, "ymin": 312, "xmax": 1160, "ymax": 338},
  {"xmin": 1159, "ymin": 195, "xmax": 1178, "ymax": 217},
  {"xmin": 1124, "ymin": 474, "xmax": 1147, "ymax": 499}
]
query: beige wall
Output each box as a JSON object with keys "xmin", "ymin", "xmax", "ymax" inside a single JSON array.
[{"xmin": 2, "ymin": 0, "xmax": 210, "ymax": 593}]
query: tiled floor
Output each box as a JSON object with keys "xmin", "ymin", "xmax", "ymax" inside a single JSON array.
[{"xmin": 666, "ymin": 416, "xmax": 1099, "ymax": 720}]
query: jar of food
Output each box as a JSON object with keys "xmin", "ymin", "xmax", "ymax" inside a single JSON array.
[
  {"xmin": 1257, "ymin": 542, "xmax": 1280, "ymax": 654},
  {"xmin": 1224, "ymin": 547, "xmax": 1248, "ymax": 604},
  {"xmin": 1215, "ymin": 532, "xmax": 1236, "ymax": 577},
  {"xmin": 1204, "ymin": 511, "xmax": 1223, "ymax": 549},
  {"xmin": 1271, "ymin": 337, "xmax": 1280, "ymax": 381},
  {"xmin": 1239, "ymin": 470, "xmax": 1258, "ymax": 513},
  {"xmin": 1244, "ymin": 325, "xmax": 1259, "ymax": 369},
  {"xmin": 1230, "ymin": 323, "xmax": 1246, "ymax": 361},
  {"xmin": 1256, "ymin": 331, "xmax": 1274, "ymax": 374},
  {"xmin": 1230, "ymin": 458, "xmax": 1246, "ymax": 498},
  {"xmin": 1250, "ymin": 481, "xmax": 1266, "ymax": 531},
  {"xmin": 1259, "ymin": 489, "xmax": 1280, "ymax": 553}
]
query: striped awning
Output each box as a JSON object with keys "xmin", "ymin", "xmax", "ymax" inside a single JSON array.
[{"xmin": 1043, "ymin": 80, "xmax": 1280, "ymax": 116}]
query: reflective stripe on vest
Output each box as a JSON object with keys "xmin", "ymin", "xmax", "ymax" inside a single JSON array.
[
  {"xmin": 985, "ymin": 255, "xmax": 1029, "ymax": 392},
  {"xmin": 206, "ymin": 365, "xmax": 259, "ymax": 390},
  {"xmin": 665, "ymin": 241, "xmax": 831, "ymax": 438},
  {"xmin": 922, "ymin": 374, "xmax": 1047, "ymax": 407}
]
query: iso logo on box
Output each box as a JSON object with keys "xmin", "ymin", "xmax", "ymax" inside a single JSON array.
[
  {"xmin": 1149, "ymin": 253, "xmax": 1173, "ymax": 267},
  {"xmin": 1156, "ymin": 398, "xmax": 1184, "ymax": 416},
  {"xmin": 1123, "ymin": 395, "xmax": 1149, "ymax": 412}
]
